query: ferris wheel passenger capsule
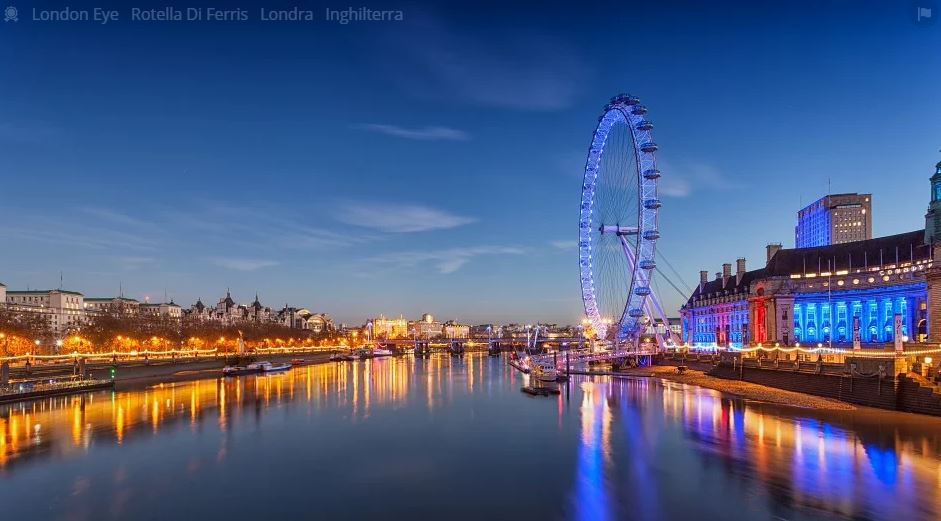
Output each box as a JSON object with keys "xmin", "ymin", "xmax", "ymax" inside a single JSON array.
[
  {"xmin": 640, "ymin": 142, "xmax": 658, "ymax": 153},
  {"xmin": 643, "ymin": 230, "xmax": 661, "ymax": 240},
  {"xmin": 642, "ymin": 169, "xmax": 661, "ymax": 179},
  {"xmin": 631, "ymin": 105, "xmax": 648, "ymax": 116},
  {"xmin": 636, "ymin": 120, "xmax": 654, "ymax": 131},
  {"xmin": 644, "ymin": 199, "xmax": 662, "ymax": 209}
]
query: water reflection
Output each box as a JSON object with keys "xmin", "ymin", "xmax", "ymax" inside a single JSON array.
[
  {"xmin": 570, "ymin": 376, "xmax": 941, "ymax": 520},
  {"xmin": 2, "ymin": 355, "xmax": 941, "ymax": 520},
  {"xmin": 0, "ymin": 355, "xmax": 493, "ymax": 472}
]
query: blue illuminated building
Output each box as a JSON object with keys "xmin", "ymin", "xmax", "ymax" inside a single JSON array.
[
  {"xmin": 795, "ymin": 193, "xmax": 872, "ymax": 248},
  {"xmin": 682, "ymin": 161, "xmax": 940, "ymax": 348}
]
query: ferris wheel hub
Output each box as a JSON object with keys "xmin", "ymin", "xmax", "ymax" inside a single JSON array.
[{"xmin": 599, "ymin": 225, "xmax": 639, "ymax": 236}]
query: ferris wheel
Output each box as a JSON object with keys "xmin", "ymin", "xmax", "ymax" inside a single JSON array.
[{"xmin": 578, "ymin": 94, "xmax": 673, "ymax": 346}]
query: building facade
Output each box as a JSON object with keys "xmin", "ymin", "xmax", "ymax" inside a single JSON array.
[
  {"xmin": 140, "ymin": 301, "xmax": 183, "ymax": 319},
  {"xmin": 795, "ymin": 193, "xmax": 872, "ymax": 248},
  {"xmin": 5, "ymin": 289, "xmax": 85, "ymax": 335},
  {"xmin": 408, "ymin": 313, "xmax": 444, "ymax": 339},
  {"xmin": 370, "ymin": 315, "xmax": 409, "ymax": 339},
  {"xmin": 685, "ymin": 163, "xmax": 941, "ymax": 348},
  {"xmin": 84, "ymin": 297, "xmax": 141, "ymax": 316},
  {"xmin": 443, "ymin": 320, "xmax": 470, "ymax": 339},
  {"xmin": 683, "ymin": 233, "xmax": 930, "ymax": 347}
]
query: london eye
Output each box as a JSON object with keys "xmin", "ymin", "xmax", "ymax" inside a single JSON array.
[{"xmin": 578, "ymin": 94, "xmax": 668, "ymax": 346}]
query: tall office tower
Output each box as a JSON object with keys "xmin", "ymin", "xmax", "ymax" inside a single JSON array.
[{"xmin": 795, "ymin": 193, "xmax": 872, "ymax": 248}]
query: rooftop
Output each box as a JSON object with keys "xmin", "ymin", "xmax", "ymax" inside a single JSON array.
[
  {"xmin": 688, "ymin": 229, "xmax": 929, "ymax": 305},
  {"xmin": 6, "ymin": 289, "xmax": 83, "ymax": 296}
]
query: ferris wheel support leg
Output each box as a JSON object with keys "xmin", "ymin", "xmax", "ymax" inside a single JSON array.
[{"xmin": 619, "ymin": 229, "xmax": 677, "ymax": 352}]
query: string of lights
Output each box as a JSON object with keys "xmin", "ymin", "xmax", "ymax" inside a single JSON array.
[{"xmin": 0, "ymin": 347, "xmax": 220, "ymax": 362}]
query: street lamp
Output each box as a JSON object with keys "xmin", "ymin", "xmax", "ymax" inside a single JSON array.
[{"xmin": 55, "ymin": 339, "xmax": 63, "ymax": 355}]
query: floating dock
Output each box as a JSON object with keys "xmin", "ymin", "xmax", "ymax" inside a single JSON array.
[
  {"xmin": 521, "ymin": 385, "xmax": 560, "ymax": 396},
  {"xmin": 0, "ymin": 379, "xmax": 114, "ymax": 404}
]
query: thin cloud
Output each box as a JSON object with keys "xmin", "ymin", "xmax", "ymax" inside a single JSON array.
[
  {"xmin": 367, "ymin": 246, "xmax": 525, "ymax": 274},
  {"xmin": 379, "ymin": 15, "xmax": 589, "ymax": 111},
  {"xmin": 550, "ymin": 240, "xmax": 575, "ymax": 250},
  {"xmin": 335, "ymin": 202, "xmax": 476, "ymax": 233},
  {"xmin": 356, "ymin": 123, "xmax": 470, "ymax": 141},
  {"xmin": 209, "ymin": 258, "xmax": 279, "ymax": 271},
  {"xmin": 659, "ymin": 176, "xmax": 692, "ymax": 197},
  {"xmin": 656, "ymin": 161, "xmax": 738, "ymax": 198}
]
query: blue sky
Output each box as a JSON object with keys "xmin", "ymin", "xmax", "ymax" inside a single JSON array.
[{"xmin": 1, "ymin": 0, "xmax": 939, "ymax": 325}]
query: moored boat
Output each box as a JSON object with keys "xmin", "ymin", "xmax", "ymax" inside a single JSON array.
[
  {"xmin": 531, "ymin": 362, "xmax": 559, "ymax": 382},
  {"xmin": 222, "ymin": 364, "xmax": 262, "ymax": 376},
  {"xmin": 258, "ymin": 361, "xmax": 291, "ymax": 372}
]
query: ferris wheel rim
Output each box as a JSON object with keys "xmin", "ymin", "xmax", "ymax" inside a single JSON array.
[{"xmin": 578, "ymin": 95, "xmax": 661, "ymax": 342}]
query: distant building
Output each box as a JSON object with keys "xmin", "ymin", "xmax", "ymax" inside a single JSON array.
[
  {"xmin": 443, "ymin": 320, "xmax": 469, "ymax": 339},
  {"xmin": 795, "ymin": 193, "xmax": 872, "ymax": 248},
  {"xmin": 5, "ymin": 289, "xmax": 85, "ymax": 335},
  {"xmin": 408, "ymin": 313, "xmax": 443, "ymax": 338},
  {"xmin": 371, "ymin": 315, "xmax": 409, "ymax": 339},
  {"xmin": 469, "ymin": 324, "xmax": 495, "ymax": 339},
  {"xmin": 0, "ymin": 282, "xmax": 6, "ymax": 306},
  {"xmin": 140, "ymin": 301, "xmax": 183, "ymax": 319},
  {"xmin": 84, "ymin": 297, "xmax": 140, "ymax": 316},
  {"xmin": 303, "ymin": 312, "xmax": 334, "ymax": 333},
  {"xmin": 645, "ymin": 318, "xmax": 681, "ymax": 337}
]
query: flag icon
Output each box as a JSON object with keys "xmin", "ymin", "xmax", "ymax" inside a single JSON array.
[{"xmin": 918, "ymin": 6, "xmax": 932, "ymax": 21}]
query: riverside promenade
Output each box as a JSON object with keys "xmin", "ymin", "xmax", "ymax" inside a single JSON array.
[{"xmin": 0, "ymin": 351, "xmax": 335, "ymax": 401}]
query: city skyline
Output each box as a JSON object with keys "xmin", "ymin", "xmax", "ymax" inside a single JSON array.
[{"xmin": 2, "ymin": 1, "xmax": 940, "ymax": 325}]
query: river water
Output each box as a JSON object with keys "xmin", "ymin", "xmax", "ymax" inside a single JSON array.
[{"xmin": 2, "ymin": 353, "xmax": 940, "ymax": 520}]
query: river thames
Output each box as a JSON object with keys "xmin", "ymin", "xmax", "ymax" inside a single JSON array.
[{"xmin": 2, "ymin": 353, "xmax": 941, "ymax": 520}]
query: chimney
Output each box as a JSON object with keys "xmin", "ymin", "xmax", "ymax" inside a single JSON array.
[
  {"xmin": 722, "ymin": 263, "xmax": 732, "ymax": 279},
  {"xmin": 766, "ymin": 243, "xmax": 782, "ymax": 264},
  {"xmin": 699, "ymin": 270, "xmax": 708, "ymax": 291},
  {"xmin": 736, "ymin": 258, "xmax": 746, "ymax": 284},
  {"xmin": 715, "ymin": 272, "xmax": 722, "ymax": 281}
]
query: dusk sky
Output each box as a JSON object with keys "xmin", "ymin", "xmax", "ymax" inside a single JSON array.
[{"xmin": 1, "ymin": 0, "xmax": 939, "ymax": 325}]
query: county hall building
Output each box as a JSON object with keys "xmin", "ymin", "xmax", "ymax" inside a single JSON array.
[{"xmin": 681, "ymin": 159, "xmax": 941, "ymax": 348}]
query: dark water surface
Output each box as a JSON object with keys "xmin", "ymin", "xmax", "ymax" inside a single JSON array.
[{"xmin": 2, "ymin": 353, "xmax": 941, "ymax": 520}]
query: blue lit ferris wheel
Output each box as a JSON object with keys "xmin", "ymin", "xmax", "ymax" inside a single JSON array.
[{"xmin": 578, "ymin": 94, "xmax": 664, "ymax": 344}]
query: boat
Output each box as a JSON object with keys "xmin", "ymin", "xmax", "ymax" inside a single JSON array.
[
  {"xmin": 372, "ymin": 348, "xmax": 393, "ymax": 357},
  {"xmin": 531, "ymin": 362, "xmax": 559, "ymax": 383},
  {"xmin": 330, "ymin": 350, "xmax": 360, "ymax": 362},
  {"xmin": 508, "ymin": 354, "xmax": 530, "ymax": 374},
  {"xmin": 290, "ymin": 358, "xmax": 307, "ymax": 366},
  {"xmin": 222, "ymin": 361, "xmax": 290, "ymax": 376},
  {"xmin": 222, "ymin": 363, "xmax": 262, "ymax": 376},
  {"xmin": 258, "ymin": 361, "xmax": 291, "ymax": 372}
]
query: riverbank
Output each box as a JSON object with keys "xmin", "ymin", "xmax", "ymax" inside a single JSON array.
[
  {"xmin": 2, "ymin": 352, "xmax": 336, "ymax": 398},
  {"xmin": 583, "ymin": 365, "xmax": 857, "ymax": 411}
]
